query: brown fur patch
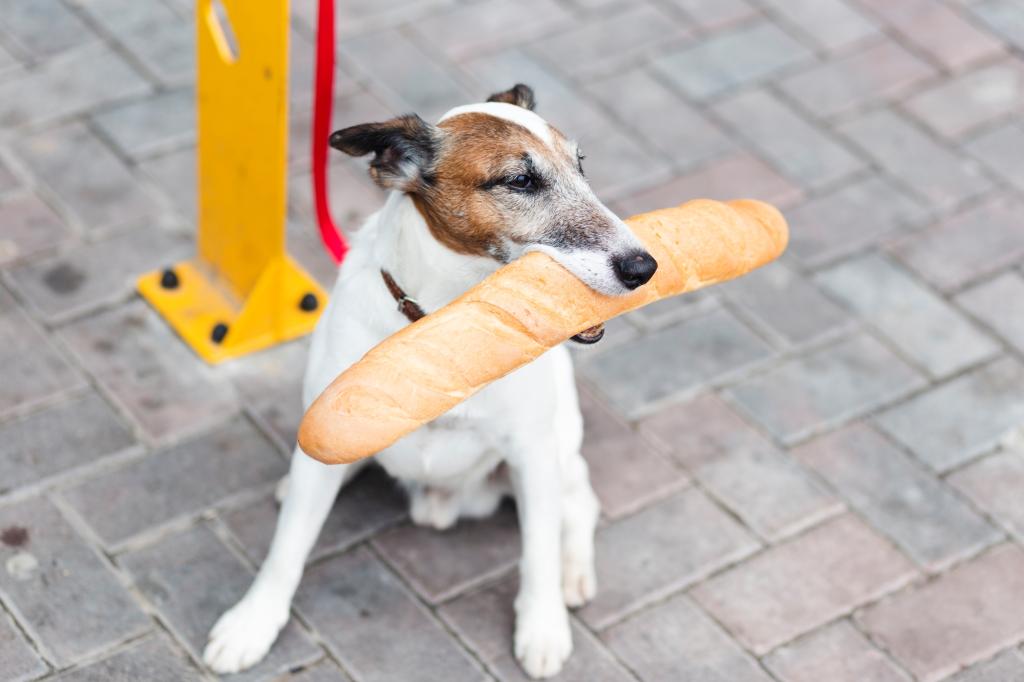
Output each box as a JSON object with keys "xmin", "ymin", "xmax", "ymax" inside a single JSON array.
[{"xmin": 413, "ymin": 112, "xmax": 565, "ymax": 258}]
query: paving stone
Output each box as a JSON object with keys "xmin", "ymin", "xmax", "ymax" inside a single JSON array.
[
  {"xmin": 326, "ymin": 0, "xmax": 462, "ymax": 39},
  {"xmin": 435, "ymin": 575, "xmax": 519, "ymax": 666},
  {"xmin": 579, "ymin": 389, "xmax": 688, "ymax": 520},
  {"xmin": 794, "ymin": 424, "xmax": 999, "ymax": 571},
  {"xmin": 906, "ymin": 61, "xmax": 1024, "ymax": 138},
  {"xmin": 0, "ymin": 191, "xmax": 72, "ymax": 265},
  {"xmin": 667, "ymin": 0, "xmax": 758, "ymax": 31},
  {"xmin": 601, "ymin": 592, "xmax": 772, "ymax": 682},
  {"xmin": 286, "ymin": 215, "xmax": 346, "ymax": 291},
  {"xmin": 462, "ymin": 48, "xmax": 615, "ymax": 138},
  {"xmin": 223, "ymin": 464, "xmax": 406, "ymax": 565},
  {"xmin": 692, "ymin": 514, "xmax": 917, "ymax": 654},
  {"xmin": 0, "ymin": 608, "xmax": 47, "ymax": 682},
  {"xmin": 949, "ymin": 450, "xmax": 1024, "ymax": 542},
  {"xmin": 438, "ymin": 576, "xmax": 633, "ymax": 682},
  {"xmin": 138, "ymin": 145, "xmax": 196, "ymax": 222},
  {"xmin": 289, "ymin": 155, "xmax": 387, "ymax": 230},
  {"xmin": 971, "ymin": 0, "xmax": 1024, "ymax": 51},
  {"xmin": 55, "ymin": 635, "xmax": 200, "ymax": 682},
  {"xmin": 786, "ymin": 175, "xmax": 927, "ymax": 268},
  {"xmin": 91, "ymin": 89, "xmax": 194, "ymax": 161},
  {"xmin": 8, "ymin": 228, "xmax": 192, "ymax": 324},
  {"xmin": 965, "ymin": 121, "xmax": 1024, "ymax": 192},
  {"xmin": 876, "ymin": 357, "xmax": 1024, "ymax": 472},
  {"xmin": 15, "ymin": 122, "xmax": 165, "ymax": 235},
  {"xmin": 945, "ymin": 649, "xmax": 1024, "ymax": 682},
  {"xmin": 956, "ymin": 271, "xmax": 1024, "ymax": 354},
  {"xmin": 586, "ymin": 67, "xmax": 733, "ymax": 171},
  {"xmin": 718, "ymin": 260, "xmax": 850, "ymax": 348},
  {"xmin": 340, "ymin": 27, "xmax": 473, "ymax": 123},
  {"xmin": 58, "ymin": 301, "xmax": 240, "ymax": 444},
  {"xmin": 652, "ymin": 21, "xmax": 813, "ymax": 101},
  {"xmin": 639, "ymin": 392, "xmax": 766, "ymax": 466},
  {"xmin": 615, "ymin": 152, "xmax": 803, "ymax": 217},
  {"xmin": 120, "ymin": 524, "xmax": 320, "ymax": 681},
  {"xmin": 889, "ymin": 194, "xmax": 1024, "ymax": 293},
  {"xmin": 222, "ymin": 338, "xmax": 308, "ymax": 450},
  {"xmin": 641, "ymin": 394, "xmax": 842, "ymax": 542},
  {"xmin": 0, "ymin": 154, "xmax": 19, "ymax": 195},
  {"xmin": 858, "ymin": 544, "xmax": 1024, "ymax": 682},
  {"xmin": 373, "ymin": 502, "xmax": 520, "ymax": 604},
  {"xmin": 75, "ymin": 0, "xmax": 193, "ymax": 86},
  {"xmin": 575, "ymin": 125, "xmax": 673, "ymax": 201},
  {"xmin": 817, "ymin": 253, "xmax": 999, "ymax": 378},
  {"xmin": 0, "ymin": 0, "xmax": 96, "ymax": 61},
  {"xmin": 725, "ymin": 333, "xmax": 924, "ymax": 444},
  {"xmin": 760, "ymin": 0, "xmax": 880, "ymax": 52},
  {"xmin": 0, "ymin": 42, "xmax": 21, "ymax": 75},
  {"xmin": 528, "ymin": 4, "xmax": 691, "ymax": 80},
  {"xmin": 0, "ymin": 497, "xmax": 149, "ymax": 667},
  {"xmin": 581, "ymin": 307, "xmax": 774, "ymax": 418},
  {"xmin": 283, "ymin": 660, "xmax": 353, "ymax": 682},
  {"xmin": 780, "ymin": 39, "xmax": 935, "ymax": 118},
  {"xmin": 62, "ymin": 417, "xmax": 283, "ymax": 547},
  {"xmin": 414, "ymin": 0, "xmax": 571, "ymax": 61},
  {"xmin": 288, "ymin": 27, "xmax": 318, "ymax": 109},
  {"xmin": 0, "ymin": 286, "xmax": 84, "ymax": 420},
  {"xmin": 623, "ymin": 288, "xmax": 716, "ymax": 330},
  {"xmin": 713, "ymin": 87, "xmax": 865, "ymax": 190},
  {"xmin": 763, "ymin": 620, "xmax": 911, "ymax": 682},
  {"xmin": 578, "ymin": 487, "xmax": 759, "ymax": 629},
  {"xmin": 838, "ymin": 108, "xmax": 991, "ymax": 212},
  {"xmin": 0, "ymin": 44, "xmax": 148, "ymax": 129},
  {"xmin": 0, "ymin": 391, "xmax": 136, "ymax": 497},
  {"xmin": 855, "ymin": 0, "xmax": 1004, "ymax": 71},
  {"xmin": 294, "ymin": 546, "xmax": 484, "ymax": 682}
]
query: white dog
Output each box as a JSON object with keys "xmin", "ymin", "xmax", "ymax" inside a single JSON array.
[{"xmin": 203, "ymin": 84, "xmax": 658, "ymax": 679}]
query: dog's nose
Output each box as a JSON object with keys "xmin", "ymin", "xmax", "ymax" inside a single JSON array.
[{"xmin": 612, "ymin": 251, "xmax": 658, "ymax": 290}]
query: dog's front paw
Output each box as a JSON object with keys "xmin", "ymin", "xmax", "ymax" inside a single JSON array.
[
  {"xmin": 562, "ymin": 552, "xmax": 597, "ymax": 608},
  {"xmin": 514, "ymin": 602, "xmax": 573, "ymax": 679},
  {"xmin": 203, "ymin": 594, "xmax": 289, "ymax": 674}
]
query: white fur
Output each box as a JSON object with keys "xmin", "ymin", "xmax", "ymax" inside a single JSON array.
[
  {"xmin": 204, "ymin": 193, "xmax": 600, "ymax": 678},
  {"xmin": 440, "ymin": 101, "xmax": 555, "ymax": 146}
]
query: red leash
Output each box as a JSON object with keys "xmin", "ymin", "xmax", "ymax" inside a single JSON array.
[{"xmin": 312, "ymin": 0, "xmax": 347, "ymax": 264}]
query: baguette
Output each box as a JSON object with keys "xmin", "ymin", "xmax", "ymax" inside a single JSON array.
[{"xmin": 299, "ymin": 198, "xmax": 788, "ymax": 464}]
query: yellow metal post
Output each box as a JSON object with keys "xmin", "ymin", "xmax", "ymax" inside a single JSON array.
[{"xmin": 138, "ymin": 0, "xmax": 326, "ymax": 364}]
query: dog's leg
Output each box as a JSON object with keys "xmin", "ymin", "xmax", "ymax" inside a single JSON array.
[
  {"xmin": 204, "ymin": 448, "xmax": 350, "ymax": 674},
  {"xmin": 508, "ymin": 437, "xmax": 573, "ymax": 679},
  {"xmin": 559, "ymin": 450, "xmax": 599, "ymax": 608}
]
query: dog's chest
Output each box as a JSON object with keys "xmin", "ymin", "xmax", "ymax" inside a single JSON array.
[{"xmin": 376, "ymin": 411, "xmax": 505, "ymax": 485}]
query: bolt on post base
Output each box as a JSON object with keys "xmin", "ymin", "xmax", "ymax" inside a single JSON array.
[{"xmin": 137, "ymin": 255, "xmax": 326, "ymax": 364}]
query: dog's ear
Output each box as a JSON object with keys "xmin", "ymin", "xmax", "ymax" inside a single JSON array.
[
  {"xmin": 329, "ymin": 114, "xmax": 437, "ymax": 191},
  {"xmin": 487, "ymin": 84, "xmax": 535, "ymax": 111}
]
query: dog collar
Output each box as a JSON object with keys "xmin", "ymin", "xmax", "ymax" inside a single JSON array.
[{"xmin": 381, "ymin": 269, "xmax": 427, "ymax": 323}]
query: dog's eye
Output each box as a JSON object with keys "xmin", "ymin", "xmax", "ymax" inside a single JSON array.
[
  {"xmin": 577, "ymin": 152, "xmax": 586, "ymax": 175},
  {"xmin": 506, "ymin": 174, "xmax": 536, "ymax": 191}
]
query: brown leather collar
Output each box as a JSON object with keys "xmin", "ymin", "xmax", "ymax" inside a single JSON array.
[{"xmin": 381, "ymin": 269, "xmax": 427, "ymax": 323}]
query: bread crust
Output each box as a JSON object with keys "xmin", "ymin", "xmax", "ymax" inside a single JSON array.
[{"xmin": 299, "ymin": 198, "xmax": 788, "ymax": 464}]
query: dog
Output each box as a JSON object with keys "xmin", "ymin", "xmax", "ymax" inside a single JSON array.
[{"xmin": 202, "ymin": 84, "xmax": 657, "ymax": 679}]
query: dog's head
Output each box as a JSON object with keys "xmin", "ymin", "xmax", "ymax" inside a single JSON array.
[{"xmin": 329, "ymin": 84, "xmax": 657, "ymax": 296}]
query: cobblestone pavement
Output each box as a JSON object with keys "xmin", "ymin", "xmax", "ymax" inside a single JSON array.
[{"xmin": 2, "ymin": 0, "xmax": 1024, "ymax": 680}]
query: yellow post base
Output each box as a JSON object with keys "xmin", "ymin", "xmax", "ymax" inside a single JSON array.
[{"xmin": 138, "ymin": 256, "xmax": 326, "ymax": 365}]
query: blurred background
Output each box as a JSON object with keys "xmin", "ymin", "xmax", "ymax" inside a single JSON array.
[{"xmin": 1, "ymin": 0, "xmax": 1023, "ymax": 680}]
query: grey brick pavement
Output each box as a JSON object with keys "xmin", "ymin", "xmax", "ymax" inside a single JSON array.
[{"xmin": 1, "ymin": 0, "xmax": 1023, "ymax": 680}]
